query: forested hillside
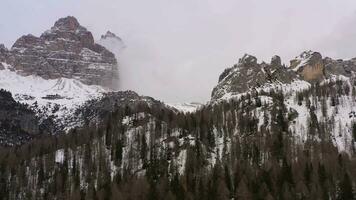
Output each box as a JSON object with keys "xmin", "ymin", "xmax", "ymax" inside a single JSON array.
[{"xmin": 1, "ymin": 80, "xmax": 356, "ymax": 199}]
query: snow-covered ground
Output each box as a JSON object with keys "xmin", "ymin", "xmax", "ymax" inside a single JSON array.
[
  {"xmin": 166, "ymin": 102, "xmax": 203, "ymax": 113},
  {"xmin": 213, "ymin": 75, "xmax": 356, "ymax": 154},
  {"xmin": 0, "ymin": 62, "xmax": 107, "ymax": 122}
]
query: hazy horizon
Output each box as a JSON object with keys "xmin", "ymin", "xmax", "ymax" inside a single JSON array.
[{"xmin": 1, "ymin": 0, "xmax": 356, "ymax": 103}]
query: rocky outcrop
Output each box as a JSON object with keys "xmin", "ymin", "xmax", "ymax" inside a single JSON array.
[
  {"xmin": 0, "ymin": 44, "xmax": 8, "ymax": 70},
  {"xmin": 323, "ymin": 57, "xmax": 356, "ymax": 78},
  {"xmin": 265, "ymin": 55, "xmax": 297, "ymax": 83},
  {"xmin": 290, "ymin": 51, "xmax": 356, "ymax": 80},
  {"xmin": 290, "ymin": 51, "xmax": 325, "ymax": 82},
  {"xmin": 0, "ymin": 44, "xmax": 7, "ymax": 62},
  {"xmin": 211, "ymin": 51, "xmax": 356, "ymax": 101},
  {"xmin": 5, "ymin": 16, "xmax": 119, "ymax": 89},
  {"xmin": 211, "ymin": 54, "xmax": 296, "ymax": 100}
]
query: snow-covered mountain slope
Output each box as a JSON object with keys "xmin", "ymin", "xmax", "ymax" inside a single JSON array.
[
  {"xmin": 290, "ymin": 50, "xmax": 316, "ymax": 72},
  {"xmin": 166, "ymin": 102, "xmax": 203, "ymax": 113},
  {"xmin": 212, "ymin": 72, "xmax": 356, "ymax": 154},
  {"xmin": 210, "ymin": 52, "xmax": 356, "ymax": 154},
  {"xmin": 210, "ymin": 75, "xmax": 355, "ymax": 154},
  {"xmin": 0, "ymin": 62, "xmax": 107, "ymax": 130}
]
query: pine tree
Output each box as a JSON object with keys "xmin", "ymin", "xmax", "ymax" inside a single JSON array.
[
  {"xmin": 352, "ymin": 123, "xmax": 356, "ymax": 142},
  {"xmin": 337, "ymin": 173, "xmax": 354, "ymax": 200}
]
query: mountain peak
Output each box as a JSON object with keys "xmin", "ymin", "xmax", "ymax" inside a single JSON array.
[
  {"xmin": 101, "ymin": 31, "xmax": 122, "ymax": 41},
  {"xmin": 41, "ymin": 16, "xmax": 94, "ymax": 46},
  {"xmin": 53, "ymin": 16, "xmax": 80, "ymax": 31},
  {"xmin": 271, "ymin": 55, "xmax": 282, "ymax": 66},
  {"xmin": 290, "ymin": 50, "xmax": 324, "ymax": 82},
  {"xmin": 98, "ymin": 31, "xmax": 126, "ymax": 54},
  {"xmin": 291, "ymin": 50, "xmax": 322, "ymax": 67},
  {"xmin": 239, "ymin": 54, "xmax": 257, "ymax": 65},
  {"xmin": 297, "ymin": 50, "xmax": 321, "ymax": 60},
  {"xmin": 4, "ymin": 16, "xmax": 119, "ymax": 89}
]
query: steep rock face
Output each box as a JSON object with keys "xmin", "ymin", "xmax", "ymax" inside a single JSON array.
[
  {"xmin": 212, "ymin": 51, "xmax": 356, "ymax": 101},
  {"xmin": 290, "ymin": 51, "xmax": 325, "ymax": 82},
  {"xmin": 324, "ymin": 57, "xmax": 356, "ymax": 77},
  {"xmin": 6, "ymin": 16, "xmax": 119, "ymax": 88},
  {"xmin": 211, "ymin": 54, "xmax": 296, "ymax": 100},
  {"xmin": 290, "ymin": 51, "xmax": 356, "ymax": 80},
  {"xmin": 0, "ymin": 44, "xmax": 7, "ymax": 62},
  {"xmin": 0, "ymin": 44, "xmax": 8, "ymax": 69},
  {"xmin": 0, "ymin": 89, "xmax": 40, "ymax": 146}
]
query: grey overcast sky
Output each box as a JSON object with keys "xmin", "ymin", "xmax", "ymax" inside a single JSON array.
[{"xmin": 1, "ymin": 0, "xmax": 356, "ymax": 103}]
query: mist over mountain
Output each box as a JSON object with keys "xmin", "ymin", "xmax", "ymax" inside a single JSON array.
[
  {"xmin": 2, "ymin": 5, "xmax": 356, "ymax": 199},
  {"xmin": 3, "ymin": 0, "xmax": 356, "ymax": 103}
]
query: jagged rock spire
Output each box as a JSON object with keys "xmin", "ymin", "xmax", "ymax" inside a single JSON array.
[
  {"xmin": 271, "ymin": 55, "xmax": 282, "ymax": 66},
  {"xmin": 239, "ymin": 54, "xmax": 257, "ymax": 65},
  {"xmin": 53, "ymin": 16, "xmax": 80, "ymax": 31}
]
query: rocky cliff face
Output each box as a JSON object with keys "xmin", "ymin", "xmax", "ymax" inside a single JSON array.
[
  {"xmin": 0, "ymin": 44, "xmax": 7, "ymax": 61},
  {"xmin": 211, "ymin": 54, "xmax": 296, "ymax": 100},
  {"xmin": 290, "ymin": 51, "xmax": 325, "ymax": 82},
  {"xmin": 0, "ymin": 44, "xmax": 8, "ymax": 69},
  {"xmin": 324, "ymin": 57, "xmax": 356, "ymax": 78},
  {"xmin": 4, "ymin": 16, "xmax": 119, "ymax": 89},
  {"xmin": 212, "ymin": 51, "xmax": 356, "ymax": 101}
]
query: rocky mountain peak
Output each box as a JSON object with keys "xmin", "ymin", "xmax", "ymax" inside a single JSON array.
[
  {"xmin": 212, "ymin": 50, "xmax": 356, "ymax": 101},
  {"xmin": 300, "ymin": 51, "xmax": 322, "ymax": 64},
  {"xmin": 40, "ymin": 16, "xmax": 95, "ymax": 48},
  {"xmin": 2, "ymin": 16, "xmax": 119, "ymax": 89},
  {"xmin": 290, "ymin": 51, "xmax": 322, "ymax": 67},
  {"xmin": 53, "ymin": 16, "xmax": 80, "ymax": 31},
  {"xmin": 271, "ymin": 55, "xmax": 282, "ymax": 66},
  {"xmin": 308, "ymin": 52, "xmax": 323, "ymax": 65},
  {"xmin": 290, "ymin": 50, "xmax": 324, "ymax": 82},
  {"xmin": 101, "ymin": 31, "xmax": 122, "ymax": 40},
  {"xmin": 98, "ymin": 31, "xmax": 126, "ymax": 54},
  {"xmin": 239, "ymin": 54, "xmax": 257, "ymax": 65},
  {"xmin": 211, "ymin": 54, "xmax": 296, "ymax": 100}
]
